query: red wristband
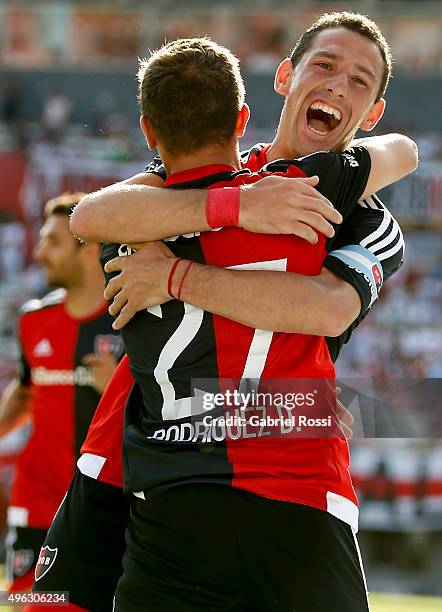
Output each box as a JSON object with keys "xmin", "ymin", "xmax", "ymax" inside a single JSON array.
[
  {"xmin": 167, "ymin": 258, "xmax": 183, "ymax": 299},
  {"xmin": 206, "ymin": 187, "xmax": 240, "ymax": 228},
  {"xmin": 178, "ymin": 262, "xmax": 193, "ymax": 300}
]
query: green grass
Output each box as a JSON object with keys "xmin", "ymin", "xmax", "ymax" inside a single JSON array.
[{"xmin": 371, "ymin": 592, "xmax": 442, "ymax": 611}]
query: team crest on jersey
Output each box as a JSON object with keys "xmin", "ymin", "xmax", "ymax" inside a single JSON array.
[
  {"xmin": 94, "ymin": 334, "xmax": 124, "ymax": 358},
  {"xmin": 35, "ymin": 545, "xmax": 58, "ymax": 582},
  {"xmin": 12, "ymin": 548, "xmax": 34, "ymax": 577}
]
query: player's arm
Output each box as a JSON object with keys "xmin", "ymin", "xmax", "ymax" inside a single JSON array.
[
  {"xmin": 0, "ymin": 317, "xmax": 33, "ymax": 436},
  {"xmin": 358, "ymin": 133, "xmax": 418, "ymax": 201},
  {"xmin": 324, "ymin": 194, "xmax": 405, "ymax": 361},
  {"xmin": 175, "ymin": 263, "xmax": 360, "ymax": 337},
  {"xmin": 0, "ymin": 379, "xmax": 31, "ymax": 437},
  {"xmin": 103, "ymin": 143, "xmax": 406, "ymax": 333},
  {"xmin": 70, "ymin": 171, "xmax": 341, "ymax": 245},
  {"xmin": 104, "ymin": 242, "xmax": 360, "ymax": 337},
  {"xmin": 104, "ymin": 189, "xmax": 404, "ymax": 337}
]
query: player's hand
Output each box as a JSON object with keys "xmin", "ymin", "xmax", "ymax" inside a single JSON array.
[
  {"xmin": 82, "ymin": 350, "xmax": 118, "ymax": 395},
  {"xmin": 239, "ymin": 175, "xmax": 342, "ymax": 243},
  {"xmin": 103, "ymin": 241, "xmax": 175, "ymax": 330},
  {"xmin": 335, "ymin": 387, "xmax": 354, "ymax": 440}
]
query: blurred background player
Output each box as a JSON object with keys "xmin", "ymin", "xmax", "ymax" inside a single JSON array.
[{"xmin": 0, "ymin": 193, "xmax": 122, "ymax": 593}]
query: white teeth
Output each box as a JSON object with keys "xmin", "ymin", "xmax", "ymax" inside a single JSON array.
[
  {"xmin": 309, "ymin": 101, "xmax": 342, "ymax": 121},
  {"xmin": 307, "ymin": 124, "xmax": 327, "ymax": 135}
]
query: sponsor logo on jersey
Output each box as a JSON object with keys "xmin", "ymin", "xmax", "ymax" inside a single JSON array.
[
  {"xmin": 35, "ymin": 545, "xmax": 58, "ymax": 582},
  {"xmin": 33, "ymin": 339, "xmax": 53, "ymax": 358},
  {"xmin": 31, "ymin": 366, "xmax": 95, "ymax": 386},
  {"xmin": 342, "ymin": 152, "xmax": 359, "ymax": 167},
  {"xmin": 12, "ymin": 548, "xmax": 34, "ymax": 577}
]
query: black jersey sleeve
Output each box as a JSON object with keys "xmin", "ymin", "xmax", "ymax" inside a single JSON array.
[
  {"xmin": 325, "ymin": 193, "xmax": 405, "ymax": 362},
  {"xmin": 16, "ymin": 327, "xmax": 31, "ymax": 387},
  {"xmin": 292, "ymin": 146, "xmax": 371, "ymax": 219},
  {"xmin": 144, "ymin": 156, "xmax": 167, "ymax": 181},
  {"xmin": 100, "ymin": 242, "xmax": 129, "ymax": 289}
]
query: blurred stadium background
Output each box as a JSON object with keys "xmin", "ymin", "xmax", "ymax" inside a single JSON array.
[{"xmin": 0, "ymin": 0, "xmax": 441, "ymax": 609}]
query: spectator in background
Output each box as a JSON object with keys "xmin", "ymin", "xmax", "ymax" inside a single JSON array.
[
  {"xmin": 41, "ymin": 89, "xmax": 71, "ymax": 143},
  {"xmin": 1, "ymin": 78, "xmax": 25, "ymax": 148},
  {"xmin": 0, "ymin": 211, "xmax": 26, "ymax": 284},
  {"xmin": 242, "ymin": 15, "xmax": 286, "ymax": 74}
]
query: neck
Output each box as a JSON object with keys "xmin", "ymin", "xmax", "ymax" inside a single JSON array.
[
  {"xmin": 161, "ymin": 141, "xmax": 241, "ymax": 176},
  {"xmin": 267, "ymin": 133, "xmax": 300, "ymax": 162},
  {"xmin": 65, "ymin": 268, "xmax": 106, "ymax": 319},
  {"xmin": 267, "ymin": 106, "xmax": 301, "ymax": 161}
]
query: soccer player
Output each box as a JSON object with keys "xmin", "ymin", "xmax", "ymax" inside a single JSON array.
[
  {"xmin": 37, "ymin": 14, "xmax": 411, "ymax": 612},
  {"xmin": 0, "ymin": 194, "xmax": 122, "ymax": 593}
]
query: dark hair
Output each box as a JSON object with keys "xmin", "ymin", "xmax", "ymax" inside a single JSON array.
[
  {"xmin": 137, "ymin": 37, "xmax": 245, "ymax": 156},
  {"xmin": 44, "ymin": 192, "xmax": 85, "ymax": 218},
  {"xmin": 290, "ymin": 12, "xmax": 392, "ymax": 101}
]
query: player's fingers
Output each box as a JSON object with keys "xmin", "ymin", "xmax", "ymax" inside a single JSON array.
[
  {"xmin": 293, "ymin": 178, "xmax": 334, "ymax": 208},
  {"xmin": 104, "ymin": 275, "xmax": 123, "ymax": 301},
  {"xmin": 339, "ymin": 421, "xmax": 353, "ymax": 440},
  {"xmin": 297, "ymin": 194, "xmax": 343, "ymax": 224},
  {"xmin": 290, "ymin": 222, "xmax": 318, "ymax": 244},
  {"xmin": 112, "ymin": 304, "xmax": 135, "ymax": 331},
  {"xmin": 104, "ymin": 256, "xmax": 124, "ymax": 274},
  {"xmin": 297, "ymin": 175, "xmax": 319, "ymax": 187},
  {"xmin": 82, "ymin": 353, "xmax": 101, "ymax": 366},
  {"xmin": 296, "ymin": 210, "xmax": 336, "ymax": 238},
  {"xmin": 108, "ymin": 291, "xmax": 127, "ymax": 317},
  {"xmin": 336, "ymin": 399, "xmax": 354, "ymax": 426}
]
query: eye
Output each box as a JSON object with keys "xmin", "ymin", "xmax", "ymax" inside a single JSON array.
[
  {"xmin": 316, "ymin": 62, "xmax": 331, "ymax": 70},
  {"xmin": 352, "ymin": 76, "xmax": 367, "ymax": 87}
]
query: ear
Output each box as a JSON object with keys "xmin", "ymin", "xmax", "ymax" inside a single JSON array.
[
  {"xmin": 79, "ymin": 241, "xmax": 100, "ymax": 258},
  {"xmin": 274, "ymin": 58, "xmax": 293, "ymax": 96},
  {"xmin": 235, "ymin": 104, "xmax": 250, "ymax": 138},
  {"xmin": 359, "ymin": 98, "xmax": 386, "ymax": 132},
  {"xmin": 140, "ymin": 116, "xmax": 157, "ymax": 149}
]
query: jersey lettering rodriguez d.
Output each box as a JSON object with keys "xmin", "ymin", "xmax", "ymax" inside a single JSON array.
[
  {"xmin": 9, "ymin": 289, "xmax": 123, "ymax": 529},
  {"xmin": 98, "ymin": 148, "xmax": 371, "ymax": 531}
]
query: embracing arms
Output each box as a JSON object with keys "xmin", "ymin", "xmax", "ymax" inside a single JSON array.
[{"xmin": 71, "ymin": 133, "xmax": 417, "ymax": 244}]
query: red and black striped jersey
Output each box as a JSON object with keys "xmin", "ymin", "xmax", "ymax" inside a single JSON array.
[
  {"xmin": 80, "ymin": 145, "xmax": 404, "ymax": 534},
  {"xmin": 95, "ymin": 150, "xmax": 370, "ymax": 530},
  {"xmin": 9, "ymin": 289, "xmax": 123, "ymax": 529}
]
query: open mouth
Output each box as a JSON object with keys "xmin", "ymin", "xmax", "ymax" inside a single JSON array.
[{"xmin": 306, "ymin": 101, "xmax": 342, "ymax": 136}]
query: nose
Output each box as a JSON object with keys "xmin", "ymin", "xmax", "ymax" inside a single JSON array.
[
  {"xmin": 33, "ymin": 241, "xmax": 45, "ymax": 263},
  {"xmin": 326, "ymin": 72, "xmax": 347, "ymax": 98}
]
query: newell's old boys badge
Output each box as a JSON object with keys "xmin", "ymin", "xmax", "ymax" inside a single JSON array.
[
  {"xmin": 12, "ymin": 549, "xmax": 34, "ymax": 576},
  {"xmin": 94, "ymin": 334, "xmax": 124, "ymax": 358},
  {"xmin": 35, "ymin": 545, "xmax": 58, "ymax": 581}
]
